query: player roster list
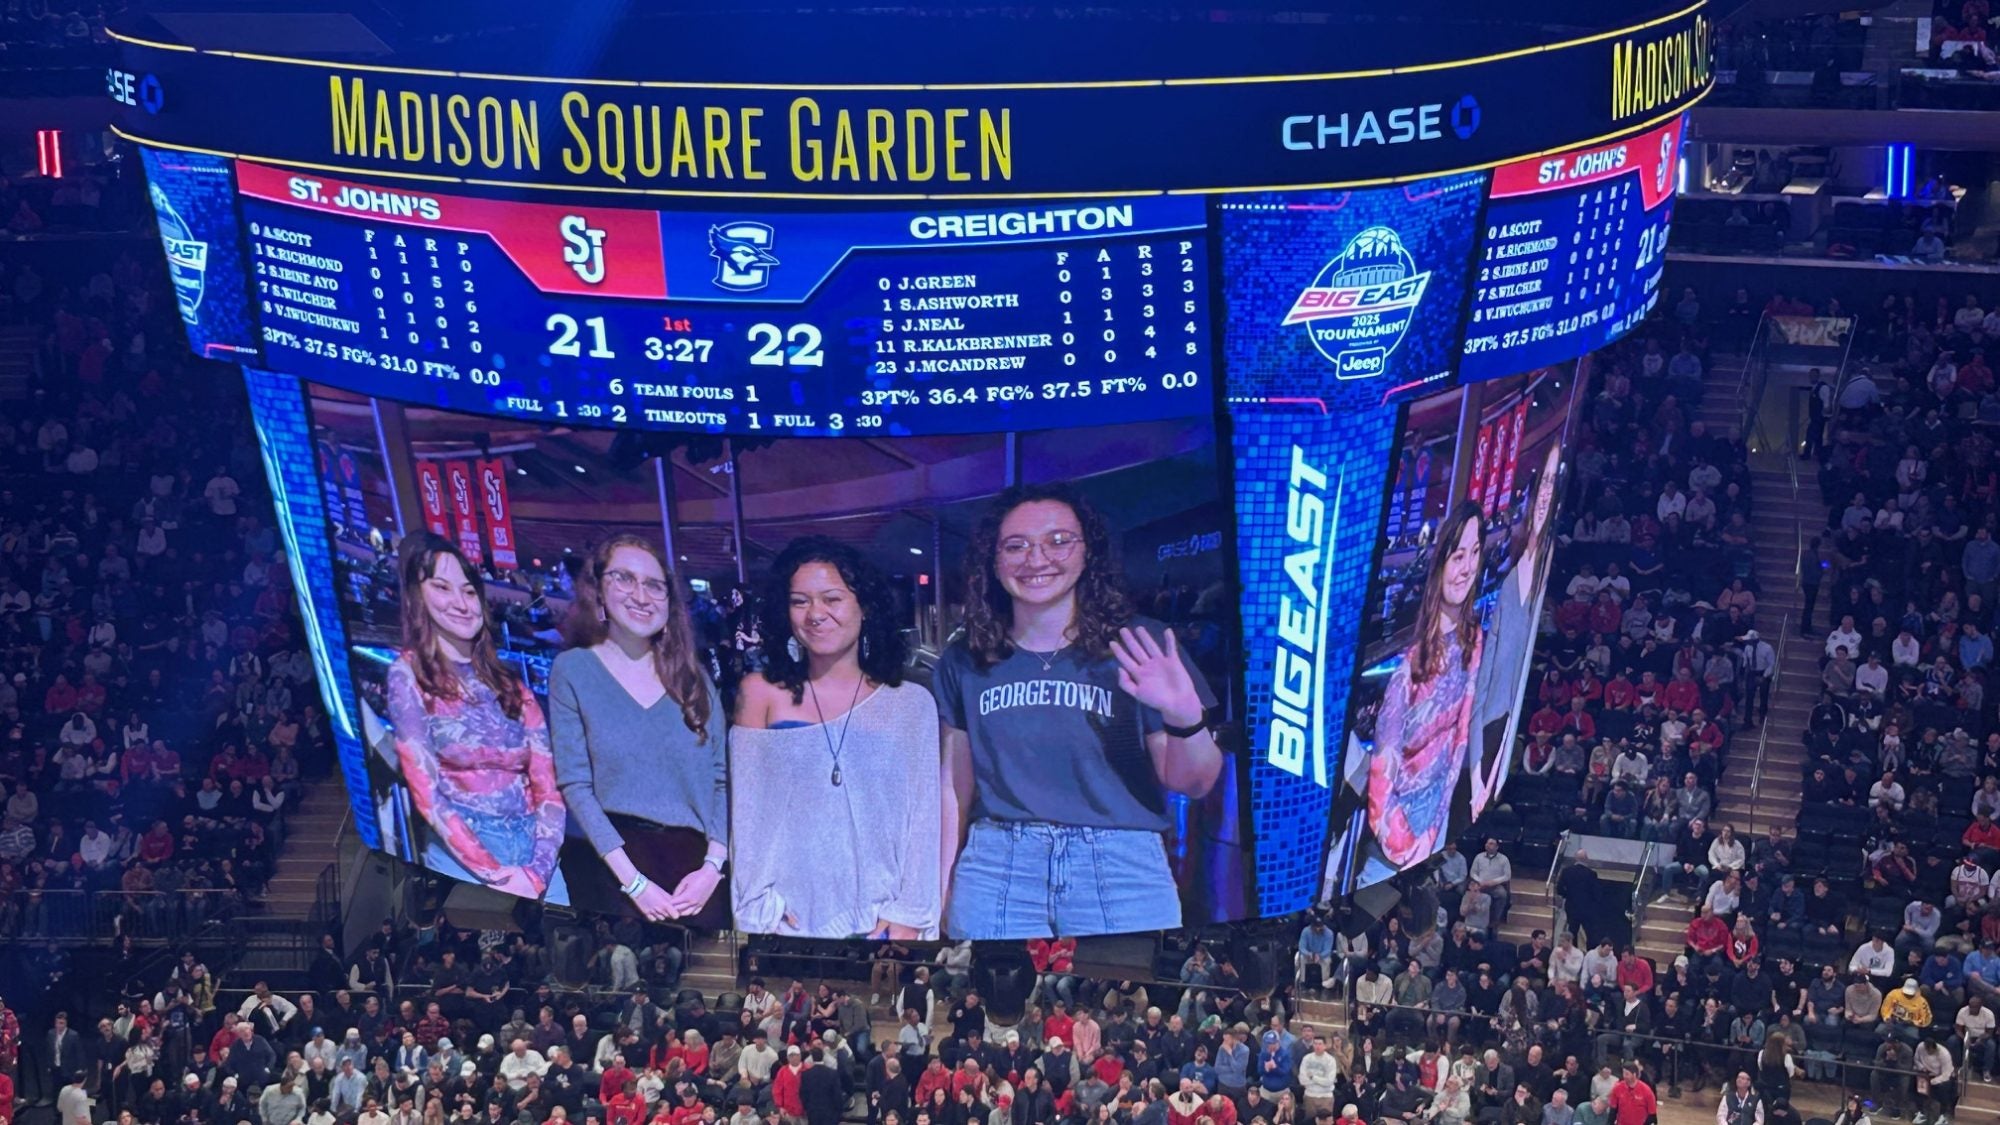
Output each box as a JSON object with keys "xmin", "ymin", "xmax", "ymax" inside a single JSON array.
[
  {"xmin": 232, "ymin": 162, "xmax": 1214, "ymax": 437},
  {"xmin": 1460, "ymin": 117, "xmax": 1683, "ymax": 382}
]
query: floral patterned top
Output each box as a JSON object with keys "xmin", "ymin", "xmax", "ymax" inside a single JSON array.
[
  {"xmin": 1367, "ymin": 618, "xmax": 1481, "ymax": 868},
  {"xmin": 387, "ymin": 654, "xmax": 564, "ymax": 895}
]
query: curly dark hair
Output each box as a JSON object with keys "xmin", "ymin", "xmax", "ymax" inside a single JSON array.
[
  {"xmin": 961, "ymin": 482, "xmax": 1132, "ymax": 669},
  {"xmin": 757, "ymin": 536, "xmax": 909, "ymax": 703}
]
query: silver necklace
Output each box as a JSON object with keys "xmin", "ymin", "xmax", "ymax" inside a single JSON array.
[
  {"xmin": 806, "ymin": 674, "xmax": 865, "ymax": 787},
  {"xmin": 1016, "ymin": 642, "xmax": 1068, "ymax": 673}
]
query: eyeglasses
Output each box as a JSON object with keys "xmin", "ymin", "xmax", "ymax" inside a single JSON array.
[
  {"xmin": 997, "ymin": 531, "xmax": 1082, "ymax": 564},
  {"xmin": 604, "ymin": 568, "xmax": 669, "ymax": 600}
]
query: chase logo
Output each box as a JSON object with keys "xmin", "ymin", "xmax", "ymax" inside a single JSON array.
[
  {"xmin": 150, "ymin": 183, "xmax": 208, "ymax": 326},
  {"xmin": 708, "ymin": 222, "xmax": 779, "ymax": 292},
  {"xmin": 1282, "ymin": 225, "xmax": 1429, "ymax": 379}
]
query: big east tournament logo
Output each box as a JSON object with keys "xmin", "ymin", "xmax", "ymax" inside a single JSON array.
[
  {"xmin": 150, "ymin": 183, "xmax": 208, "ymax": 325},
  {"xmin": 1282, "ymin": 225, "xmax": 1429, "ymax": 379}
]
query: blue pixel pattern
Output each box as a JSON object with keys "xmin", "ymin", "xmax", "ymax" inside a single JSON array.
[
  {"xmin": 242, "ymin": 366, "xmax": 379, "ymax": 848},
  {"xmin": 139, "ymin": 148, "xmax": 260, "ymax": 361},
  {"xmin": 1221, "ymin": 177, "xmax": 1487, "ymax": 917}
]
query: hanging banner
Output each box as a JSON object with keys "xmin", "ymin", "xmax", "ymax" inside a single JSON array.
[
  {"xmin": 475, "ymin": 458, "xmax": 520, "ymax": 569},
  {"xmin": 443, "ymin": 459, "xmax": 484, "ymax": 564},
  {"xmin": 413, "ymin": 460, "xmax": 451, "ymax": 538},
  {"xmin": 334, "ymin": 446, "xmax": 370, "ymax": 532}
]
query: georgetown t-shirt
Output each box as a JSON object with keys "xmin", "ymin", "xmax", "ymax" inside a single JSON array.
[{"xmin": 932, "ymin": 617, "xmax": 1214, "ymax": 832}]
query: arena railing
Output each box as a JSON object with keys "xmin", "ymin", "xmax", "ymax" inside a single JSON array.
[
  {"xmin": 1627, "ymin": 840, "xmax": 1664, "ymax": 937},
  {"xmin": 1, "ymin": 885, "xmax": 246, "ymax": 945},
  {"xmin": 736, "ymin": 943, "xmax": 1264, "ymax": 1021},
  {"xmin": 1348, "ymin": 999, "xmax": 1940, "ymax": 1106},
  {"xmin": 1545, "ymin": 832, "xmax": 1570, "ymax": 939},
  {"xmin": 1748, "ymin": 613, "xmax": 1794, "ymax": 815}
]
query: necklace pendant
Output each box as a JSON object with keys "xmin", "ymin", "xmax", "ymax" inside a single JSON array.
[{"xmin": 831, "ymin": 768, "xmax": 843, "ymax": 787}]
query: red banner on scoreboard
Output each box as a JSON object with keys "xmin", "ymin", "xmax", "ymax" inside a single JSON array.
[
  {"xmin": 443, "ymin": 460, "xmax": 484, "ymax": 565},
  {"xmin": 475, "ymin": 458, "xmax": 519, "ymax": 570},
  {"xmin": 235, "ymin": 160, "xmax": 669, "ymax": 300},
  {"xmin": 414, "ymin": 460, "xmax": 451, "ymax": 538},
  {"xmin": 1487, "ymin": 115, "xmax": 1683, "ymax": 211}
]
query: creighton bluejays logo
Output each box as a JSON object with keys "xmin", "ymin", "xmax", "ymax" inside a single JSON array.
[
  {"xmin": 150, "ymin": 183, "xmax": 208, "ymax": 325},
  {"xmin": 708, "ymin": 222, "xmax": 779, "ymax": 292},
  {"xmin": 1282, "ymin": 225, "xmax": 1429, "ymax": 379}
]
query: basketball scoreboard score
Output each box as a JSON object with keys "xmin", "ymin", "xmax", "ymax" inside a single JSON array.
[
  {"xmin": 233, "ymin": 163, "xmax": 1212, "ymax": 437},
  {"xmin": 1460, "ymin": 116, "xmax": 1684, "ymax": 381}
]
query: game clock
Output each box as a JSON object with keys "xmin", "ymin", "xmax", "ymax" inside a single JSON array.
[{"xmin": 236, "ymin": 162, "xmax": 1214, "ymax": 437}]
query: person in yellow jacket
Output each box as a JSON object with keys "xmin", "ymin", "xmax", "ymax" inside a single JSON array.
[{"xmin": 1880, "ymin": 979, "xmax": 1934, "ymax": 1045}]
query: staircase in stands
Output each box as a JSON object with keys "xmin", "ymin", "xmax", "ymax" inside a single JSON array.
[
  {"xmin": 1626, "ymin": 358, "xmax": 1804, "ymax": 967},
  {"xmin": 260, "ymin": 777, "xmax": 349, "ymax": 921}
]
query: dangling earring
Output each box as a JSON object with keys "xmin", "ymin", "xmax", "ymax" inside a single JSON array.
[
  {"xmin": 861, "ymin": 634, "xmax": 871, "ymax": 661},
  {"xmin": 786, "ymin": 636, "xmax": 803, "ymax": 662}
]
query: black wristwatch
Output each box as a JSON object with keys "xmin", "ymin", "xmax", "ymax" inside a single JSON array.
[{"xmin": 1163, "ymin": 714, "xmax": 1209, "ymax": 739}]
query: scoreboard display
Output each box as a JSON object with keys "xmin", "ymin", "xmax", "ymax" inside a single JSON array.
[
  {"xmin": 1461, "ymin": 117, "xmax": 1684, "ymax": 381},
  {"xmin": 122, "ymin": 0, "xmax": 1711, "ymax": 930},
  {"xmin": 238, "ymin": 162, "xmax": 1212, "ymax": 436}
]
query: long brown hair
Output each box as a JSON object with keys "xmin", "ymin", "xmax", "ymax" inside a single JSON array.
[
  {"xmin": 397, "ymin": 533, "xmax": 524, "ymax": 721},
  {"xmin": 1759, "ymin": 1031, "xmax": 1789, "ymax": 1072},
  {"xmin": 1514, "ymin": 441, "xmax": 1563, "ymax": 570},
  {"xmin": 562, "ymin": 533, "xmax": 712, "ymax": 742},
  {"xmin": 961, "ymin": 483, "xmax": 1131, "ymax": 669},
  {"xmin": 1409, "ymin": 501, "xmax": 1485, "ymax": 685}
]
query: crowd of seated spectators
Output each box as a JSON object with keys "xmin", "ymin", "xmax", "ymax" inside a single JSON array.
[
  {"xmin": 1, "ymin": 162, "xmax": 146, "ymax": 238},
  {"xmin": 0, "ymin": 172, "xmax": 332, "ymax": 952},
  {"xmin": 1929, "ymin": 0, "xmax": 1998, "ymax": 67},
  {"xmin": 1275, "ymin": 309, "xmax": 1810, "ymax": 1125},
  {"xmin": 1279, "ymin": 287, "xmax": 2000, "ymax": 1125},
  {"xmin": 1497, "ymin": 315, "xmax": 1765, "ymax": 878},
  {"xmin": 0, "ymin": 0, "xmax": 123, "ymax": 69}
]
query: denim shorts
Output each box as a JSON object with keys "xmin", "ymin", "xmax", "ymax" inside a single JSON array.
[{"xmin": 944, "ymin": 819, "xmax": 1181, "ymax": 938}]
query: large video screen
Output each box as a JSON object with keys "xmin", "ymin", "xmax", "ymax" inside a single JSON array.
[
  {"xmin": 1324, "ymin": 363, "xmax": 1582, "ymax": 894},
  {"xmin": 150, "ymin": 109, "xmax": 1675, "ymax": 933},
  {"xmin": 303, "ymin": 380, "xmax": 1241, "ymax": 938}
]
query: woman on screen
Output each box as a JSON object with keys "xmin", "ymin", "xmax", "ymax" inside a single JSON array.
[
  {"xmin": 1363, "ymin": 501, "xmax": 1486, "ymax": 875},
  {"xmin": 936, "ymin": 483, "xmax": 1222, "ymax": 939},
  {"xmin": 730, "ymin": 537, "xmax": 941, "ymax": 938},
  {"xmin": 1467, "ymin": 441, "xmax": 1563, "ymax": 822},
  {"xmin": 549, "ymin": 534, "xmax": 728, "ymax": 924},
  {"xmin": 385, "ymin": 533, "xmax": 564, "ymax": 899}
]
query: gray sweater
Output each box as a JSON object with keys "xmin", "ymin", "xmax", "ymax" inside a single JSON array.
[
  {"xmin": 547, "ymin": 647, "xmax": 728, "ymax": 856},
  {"xmin": 728, "ymin": 682, "xmax": 941, "ymax": 937}
]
